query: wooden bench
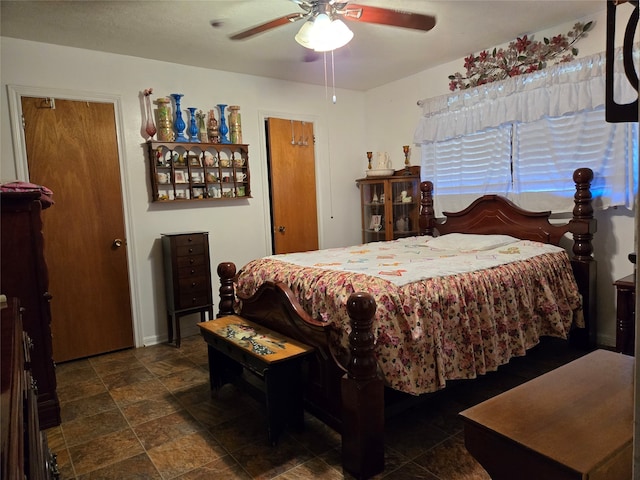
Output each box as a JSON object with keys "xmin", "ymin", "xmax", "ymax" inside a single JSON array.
[
  {"xmin": 459, "ymin": 349, "xmax": 633, "ymax": 480},
  {"xmin": 198, "ymin": 315, "xmax": 314, "ymax": 445}
]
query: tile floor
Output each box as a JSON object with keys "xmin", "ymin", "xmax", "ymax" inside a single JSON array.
[{"xmin": 46, "ymin": 334, "xmax": 587, "ymax": 479}]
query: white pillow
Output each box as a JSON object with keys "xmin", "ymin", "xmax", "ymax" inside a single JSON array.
[{"xmin": 427, "ymin": 233, "xmax": 519, "ymax": 251}]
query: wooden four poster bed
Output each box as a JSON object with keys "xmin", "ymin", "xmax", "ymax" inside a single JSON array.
[{"xmin": 208, "ymin": 167, "xmax": 596, "ymax": 480}]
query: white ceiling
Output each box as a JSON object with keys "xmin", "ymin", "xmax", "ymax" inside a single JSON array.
[{"xmin": 0, "ymin": 0, "xmax": 606, "ymax": 91}]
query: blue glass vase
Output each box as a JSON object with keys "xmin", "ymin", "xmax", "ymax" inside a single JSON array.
[
  {"xmin": 171, "ymin": 93, "xmax": 188, "ymax": 142},
  {"xmin": 217, "ymin": 104, "xmax": 230, "ymax": 144},
  {"xmin": 187, "ymin": 107, "xmax": 200, "ymax": 143}
]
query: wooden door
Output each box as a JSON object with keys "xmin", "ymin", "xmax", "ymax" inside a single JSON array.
[
  {"xmin": 266, "ymin": 118, "xmax": 319, "ymax": 254},
  {"xmin": 21, "ymin": 97, "xmax": 134, "ymax": 362}
]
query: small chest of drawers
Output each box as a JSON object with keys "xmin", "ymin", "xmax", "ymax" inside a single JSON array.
[{"xmin": 162, "ymin": 232, "xmax": 214, "ymax": 347}]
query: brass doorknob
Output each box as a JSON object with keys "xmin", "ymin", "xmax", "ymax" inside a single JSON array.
[
  {"xmin": 113, "ymin": 238, "xmax": 123, "ymax": 248},
  {"xmin": 278, "ymin": 226, "xmax": 286, "ymax": 234}
]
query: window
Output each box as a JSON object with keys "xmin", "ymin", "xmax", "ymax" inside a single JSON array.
[{"xmin": 421, "ymin": 107, "xmax": 638, "ymax": 215}]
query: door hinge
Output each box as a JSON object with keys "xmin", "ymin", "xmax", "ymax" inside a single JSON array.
[{"xmin": 21, "ymin": 114, "xmax": 25, "ymax": 130}]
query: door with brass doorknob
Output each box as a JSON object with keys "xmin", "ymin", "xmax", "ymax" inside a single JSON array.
[
  {"xmin": 21, "ymin": 96, "xmax": 134, "ymax": 362},
  {"xmin": 266, "ymin": 117, "xmax": 319, "ymax": 254}
]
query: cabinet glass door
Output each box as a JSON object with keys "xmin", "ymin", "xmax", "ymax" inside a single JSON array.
[
  {"xmin": 361, "ymin": 180, "xmax": 386, "ymax": 243},
  {"xmin": 390, "ymin": 179, "xmax": 419, "ymax": 239}
]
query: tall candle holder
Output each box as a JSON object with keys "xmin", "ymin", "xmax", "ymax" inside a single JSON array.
[
  {"xmin": 367, "ymin": 151, "xmax": 372, "ymax": 170},
  {"xmin": 217, "ymin": 104, "xmax": 230, "ymax": 144},
  {"xmin": 403, "ymin": 145, "xmax": 411, "ymax": 175},
  {"xmin": 171, "ymin": 93, "xmax": 188, "ymax": 142},
  {"xmin": 187, "ymin": 107, "xmax": 200, "ymax": 142}
]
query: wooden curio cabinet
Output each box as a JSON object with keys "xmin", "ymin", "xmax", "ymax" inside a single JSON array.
[
  {"xmin": 148, "ymin": 141, "xmax": 250, "ymax": 202},
  {"xmin": 356, "ymin": 168, "xmax": 421, "ymax": 243}
]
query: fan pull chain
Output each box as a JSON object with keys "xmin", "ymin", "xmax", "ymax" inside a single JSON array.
[
  {"xmin": 324, "ymin": 51, "xmax": 329, "ymax": 102},
  {"xmin": 322, "ymin": 51, "xmax": 338, "ymax": 104},
  {"xmin": 331, "ymin": 49, "xmax": 337, "ymax": 104}
]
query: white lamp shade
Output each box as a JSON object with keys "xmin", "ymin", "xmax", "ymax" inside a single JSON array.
[
  {"xmin": 313, "ymin": 19, "xmax": 353, "ymax": 52},
  {"xmin": 294, "ymin": 20, "xmax": 315, "ymax": 49},
  {"xmin": 295, "ymin": 14, "xmax": 353, "ymax": 52}
]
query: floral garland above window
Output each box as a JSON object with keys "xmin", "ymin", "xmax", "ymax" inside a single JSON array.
[{"xmin": 448, "ymin": 22, "xmax": 593, "ymax": 91}]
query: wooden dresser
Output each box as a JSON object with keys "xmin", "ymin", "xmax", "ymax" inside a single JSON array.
[
  {"xmin": 1, "ymin": 298, "xmax": 59, "ymax": 479},
  {"xmin": 161, "ymin": 231, "xmax": 214, "ymax": 347},
  {"xmin": 0, "ymin": 192, "xmax": 60, "ymax": 428}
]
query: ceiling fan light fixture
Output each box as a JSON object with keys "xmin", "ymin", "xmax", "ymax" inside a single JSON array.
[
  {"xmin": 312, "ymin": 18, "xmax": 353, "ymax": 52},
  {"xmin": 294, "ymin": 13, "xmax": 353, "ymax": 52}
]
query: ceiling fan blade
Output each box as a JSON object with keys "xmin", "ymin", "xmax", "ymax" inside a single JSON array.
[
  {"xmin": 229, "ymin": 12, "xmax": 306, "ymax": 40},
  {"xmin": 340, "ymin": 4, "xmax": 436, "ymax": 32}
]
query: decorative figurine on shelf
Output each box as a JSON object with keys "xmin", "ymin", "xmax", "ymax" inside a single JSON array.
[
  {"xmin": 217, "ymin": 104, "xmax": 230, "ymax": 144},
  {"xmin": 171, "ymin": 152, "xmax": 186, "ymax": 166},
  {"xmin": 367, "ymin": 151, "xmax": 372, "ymax": 170},
  {"xmin": 203, "ymin": 151, "xmax": 216, "ymax": 167},
  {"xmin": 187, "ymin": 107, "xmax": 200, "ymax": 143},
  {"xmin": 170, "ymin": 93, "xmax": 188, "ymax": 142},
  {"xmin": 196, "ymin": 110, "xmax": 208, "ymax": 142},
  {"xmin": 155, "ymin": 146, "xmax": 165, "ymax": 166},
  {"xmin": 228, "ymin": 105, "xmax": 242, "ymax": 144},
  {"xmin": 207, "ymin": 110, "xmax": 220, "ymax": 144},
  {"xmin": 156, "ymin": 97, "xmax": 174, "ymax": 141},
  {"xmin": 403, "ymin": 145, "xmax": 411, "ymax": 175},
  {"xmin": 143, "ymin": 88, "xmax": 157, "ymax": 140}
]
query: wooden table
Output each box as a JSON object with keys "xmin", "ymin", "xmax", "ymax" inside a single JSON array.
[{"xmin": 460, "ymin": 350, "xmax": 633, "ymax": 480}]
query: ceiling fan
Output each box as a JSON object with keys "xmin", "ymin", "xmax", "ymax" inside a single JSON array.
[{"xmin": 227, "ymin": 0, "xmax": 436, "ymax": 45}]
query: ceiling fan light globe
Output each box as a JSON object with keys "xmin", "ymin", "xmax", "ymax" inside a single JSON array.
[
  {"xmin": 294, "ymin": 20, "xmax": 315, "ymax": 49},
  {"xmin": 312, "ymin": 19, "xmax": 354, "ymax": 52}
]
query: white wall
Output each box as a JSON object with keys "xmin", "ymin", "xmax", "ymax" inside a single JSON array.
[
  {"xmin": 364, "ymin": 8, "xmax": 637, "ymax": 347},
  {"xmin": 0, "ymin": 37, "xmax": 366, "ymax": 345}
]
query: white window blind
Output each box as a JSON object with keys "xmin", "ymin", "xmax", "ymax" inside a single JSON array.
[
  {"xmin": 421, "ymin": 108, "xmax": 638, "ymax": 215},
  {"xmin": 513, "ymin": 107, "xmax": 637, "ymax": 211},
  {"xmin": 421, "ymin": 126, "xmax": 513, "ymax": 214}
]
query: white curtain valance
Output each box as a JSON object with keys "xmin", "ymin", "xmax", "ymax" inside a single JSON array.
[{"xmin": 414, "ymin": 46, "xmax": 639, "ymax": 144}]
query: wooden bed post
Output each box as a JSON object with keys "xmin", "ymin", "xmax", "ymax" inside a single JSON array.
[
  {"xmin": 342, "ymin": 292, "xmax": 384, "ymax": 480},
  {"xmin": 569, "ymin": 167, "xmax": 597, "ymax": 348},
  {"xmin": 217, "ymin": 262, "xmax": 237, "ymax": 317},
  {"xmin": 419, "ymin": 180, "xmax": 435, "ymax": 236}
]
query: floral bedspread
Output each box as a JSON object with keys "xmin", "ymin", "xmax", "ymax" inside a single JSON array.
[{"xmin": 236, "ymin": 237, "xmax": 583, "ymax": 395}]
